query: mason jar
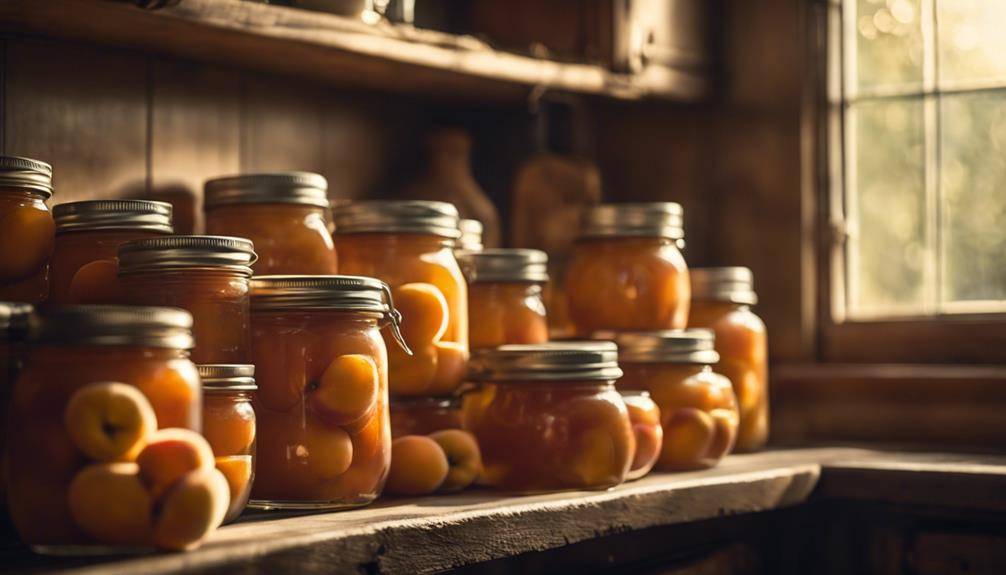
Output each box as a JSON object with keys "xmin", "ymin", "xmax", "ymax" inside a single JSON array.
[
  {"xmin": 198, "ymin": 364, "xmax": 256, "ymax": 524},
  {"xmin": 457, "ymin": 248, "xmax": 549, "ymax": 349},
  {"xmin": 0, "ymin": 156, "xmax": 55, "ymax": 303}
]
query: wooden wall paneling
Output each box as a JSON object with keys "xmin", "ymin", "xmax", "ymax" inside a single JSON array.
[
  {"xmin": 150, "ymin": 59, "xmax": 241, "ymax": 233},
  {"xmin": 4, "ymin": 39, "xmax": 147, "ymax": 204},
  {"xmin": 240, "ymin": 73, "xmax": 327, "ymax": 175}
]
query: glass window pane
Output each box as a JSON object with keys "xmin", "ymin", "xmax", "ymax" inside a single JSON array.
[
  {"xmin": 938, "ymin": 0, "xmax": 1006, "ymax": 86},
  {"xmin": 853, "ymin": 0, "xmax": 924, "ymax": 92},
  {"xmin": 940, "ymin": 92, "xmax": 1006, "ymax": 306},
  {"xmin": 847, "ymin": 99, "xmax": 928, "ymax": 316}
]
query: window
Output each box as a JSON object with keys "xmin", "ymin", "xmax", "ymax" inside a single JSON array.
[{"xmin": 833, "ymin": 0, "xmax": 1006, "ymax": 320}]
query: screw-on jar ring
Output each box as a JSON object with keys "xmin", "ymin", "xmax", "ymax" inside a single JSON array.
[
  {"xmin": 334, "ymin": 200, "xmax": 461, "ymax": 239},
  {"xmin": 54, "ymin": 199, "xmax": 174, "ymax": 234},
  {"xmin": 469, "ymin": 342, "xmax": 623, "ymax": 383},
  {"xmin": 204, "ymin": 172, "xmax": 330, "ymax": 209}
]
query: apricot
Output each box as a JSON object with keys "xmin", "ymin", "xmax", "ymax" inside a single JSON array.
[
  {"xmin": 427, "ymin": 341, "xmax": 468, "ymax": 396},
  {"xmin": 429, "ymin": 429, "xmax": 481, "ymax": 493},
  {"xmin": 67, "ymin": 258, "xmax": 125, "ymax": 304},
  {"xmin": 706, "ymin": 408, "xmax": 738, "ymax": 460},
  {"xmin": 0, "ymin": 206, "xmax": 54, "ymax": 282},
  {"xmin": 305, "ymin": 425, "xmax": 354, "ymax": 479},
  {"xmin": 629, "ymin": 423, "xmax": 663, "ymax": 476},
  {"xmin": 565, "ymin": 427, "xmax": 626, "ymax": 487},
  {"xmin": 658, "ymin": 407, "xmax": 715, "ymax": 470},
  {"xmin": 137, "ymin": 428, "xmax": 215, "ymax": 498},
  {"xmin": 152, "ymin": 467, "xmax": 230, "ymax": 551},
  {"xmin": 64, "ymin": 382, "xmax": 157, "ymax": 462},
  {"xmin": 505, "ymin": 308, "xmax": 549, "ymax": 345},
  {"xmin": 394, "ymin": 283, "xmax": 448, "ymax": 345},
  {"xmin": 388, "ymin": 342, "xmax": 437, "ymax": 395},
  {"xmin": 138, "ymin": 366, "xmax": 200, "ymax": 429},
  {"xmin": 203, "ymin": 400, "xmax": 256, "ymax": 457},
  {"xmin": 214, "ymin": 455, "xmax": 253, "ymax": 523},
  {"xmin": 67, "ymin": 462, "xmax": 152, "ymax": 546},
  {"xmin": 385, "ymin": 435, "xmax": 448, "ymax": 496},
  {"xmin": 309, "ymin": 354, "xmax": 379, "ymax": 427}
]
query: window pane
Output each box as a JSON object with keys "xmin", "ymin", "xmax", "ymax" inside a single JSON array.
[
  {"xmin": 853, "ymin": 0, "xmax": 924, "ymax": 92},
  {"xmin": 940, "ymin": 92, "xmax": 1006, "ymax": 305},
  {"xmin": 847, "ymin": 99, "xmax": 928, "ymax": 316},
  {"xmin": 938, "ymin": 0, "xmax": 1006, "ymax": 86}
]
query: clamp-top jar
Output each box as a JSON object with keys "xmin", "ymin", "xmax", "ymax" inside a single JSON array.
[
  {"xmin": 458, "ymin": 248, "xmax": 549, "ymax": 349},
  {"xmin": 204, "ymin": 172, "xmax": 336, "ymax": 275},
  {"xmin": 249, "ymin": 275, "xmax": 407, "ymax": 509},
  {"xmin": 335, "ymin": 201, "xmax": 468, "ymax": 397},
  {"xmin": 199, "ymin": 364, "xmax": 257, "ymax": 523},
  {"xmin": 0, "ymin": 156, "xmax": 55, "ymax": 303},
  {"xmin": 565, "ymin": 203, "xmax": 690, "ymax": 335},
  {"xmin": 50, "ymin": 200, "xmax": 173, "ymax": 304},
  {"xmin": 118, "ymin": 235, "xmax": 257, "ymax": 364}
]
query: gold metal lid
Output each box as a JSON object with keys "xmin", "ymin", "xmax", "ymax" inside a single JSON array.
[
  {"xmin": 204, "ymin": 172, "xmax": 330, "ymax": 209},
  {"xmin": 456, "ymin": 219, "xmax": 484, "ymax": 251},
  {"xmin": 580, "ymin": 202, "xmax": 684, "ymax": 240},
  {"xmin": 334, "ymin": 200, "xmax": 461, "ymax": 239},
  {"xmin": 0, "ymin": 302, "xmax": 32, "ymax": 342},
  {"xmin": 0, "ymin": 155, "xmax": 53, "ymax": 198},
  {"xmin": 118, "ymin": 236, "xmax": 257, "ymax": 276},
  {"xmin": 599, "ymin": 329, "xmax": 719, "ymax": 364},
  {"xmin": 29, "ymin": 305, "xmax": 194, "ymax": 349},
  {"xmin": 690, "ymin": 267, "xmax": 758, "ymax": 305},
  {"xmin": 456, "ymin": 249, "xmax": 548, "ymax": 283},
  {"xmin": 469, "ymin": 342, "xmax": 623, "ymax": 382},
  {"xmin": 53, "ymin": 199, "xmax": 173, "ymax": 234},
  {"xmin": 198, "ymin": 364, "xmax": 257, "ymax": 391}
]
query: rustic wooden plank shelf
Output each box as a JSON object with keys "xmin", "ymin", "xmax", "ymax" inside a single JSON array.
[
  {"xmin": 4, "ymin": 447, "xmax": 1005, "ymax": 574},
  {"xmin": 0, "ymin": 0, "xmax": 706, "ymax": 103}
]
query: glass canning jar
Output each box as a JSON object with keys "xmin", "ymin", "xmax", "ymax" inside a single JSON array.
[
  {"xmin": 50, "ymin": 199, "xmax": 173, "ymax": 304},
  {"xmin": 620, "ymin": 390, "xmax": 662, "ymax": 481},
  {"xmin": 689, "ymin": 267, "xmax": 768, "ymax": 452},
  {"xmin": 466, "ymin": 342, "xmax": 633, "ymax": 493},
  {"xmin": 0, "ymin": 156, "xmax": 55, "ymax": 303},
  {"xmin": 204, "ymin": 172, "xmax": 336, "ymax": 275},
  {"xmin": 198, "ymin": 364, "xmax": 257, "ymax": 524},
  {"xmin": 335, "ymin": 201, "xmax": 468, "ymax": 397},
  {"xmin": 118, "ymin": 235, "xmax": 257, "ymax": 364},
  {"xmin": 457, "ymin": 248, "xmax": 549, "ymax": 349},
  {"xmin": 249, "ymin": 275, "xmax": 408, "ymax": 510},
  {"xmin": 389, "ymin": 396, "xmax": 463, "ymax": 437},
  {"xmin": 0, "ymin": 302, "xmax": 32, "ymax": 509},
  {"xmin": 565, "ymin": 203, "xmax": 690, "ymax": 335},
  {"xmin": 6, "ymin": 305, "xmax": 199, "ymax": 548},
  {"xmin": 611, "ymin": 329, "xmax": 738, "ymax": 471}
]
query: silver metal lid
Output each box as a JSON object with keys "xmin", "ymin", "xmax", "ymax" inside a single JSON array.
[
  {"xmin": 580, "ymin": 203, "xmax": 684, "ymax": 239},
  {"xmin": 53, "ymin": 199, "xmax": 174, "ymax": 234},
  {"xmin": 457, "ymin": 249, "xmax": 548, "ymax": 283},
  {"xmin": 198, "ymin": 364, "xmax": 257, "ymax": 391},
  {"xmin": 334, "ymin": 200, "xmax": 461, "ymax": 239},
  {"xmin": 204, "ymin": 172, "xmax": 330, "ymax": 209},
  {"xmin": 599, "ymin": 329, "xmax": 719, "ymax": 364},
  {"xmin": 0, "ymin": 156, "xmax": 54, "ymax": 198},
  {"xmin": 469, "ymin": 342, "xmax": 623, "ymax": 383},
  {"xmin": 251, "ymin": 275, "xmax": 411, "ymax": 354},
  {"xmin": 118, "ymin": 236, "xmax": 257, "ymax": 276},
  {"xmin": 691, "ymin": 267, "xmax": 758, "ymax": 305},
  {"xmin": 29, "ymin": 305, "xmax": 194, "ymax": 349},
  {"xmin": 456, "ymin": 219, "xmax": 484, "ymax": 251},
  {"xmin": 0, "ymin": 302, "xmax": 32, "ymax": 342}
]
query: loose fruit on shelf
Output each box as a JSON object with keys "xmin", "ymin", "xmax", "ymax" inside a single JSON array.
[
  {"xmin": 428, "ymin": 429, "xmax": 481, "ymax": 493},
  {"xmin": 385, "ymin": 435, "xmax": 449, "ymax": 496}
]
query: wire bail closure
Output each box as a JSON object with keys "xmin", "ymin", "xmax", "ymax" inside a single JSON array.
[{"xmin": 380, "ymin": 282, "xmax": 413, "ymax": 356}]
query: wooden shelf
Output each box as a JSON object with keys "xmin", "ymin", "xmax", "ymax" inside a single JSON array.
[
  {"xmin": 4, "ymin": 447, "xmax": 1005, "ymax": 574},
  {"xmin": 0, "ymin": 0, "xmax": 707, "ymax": 103}
]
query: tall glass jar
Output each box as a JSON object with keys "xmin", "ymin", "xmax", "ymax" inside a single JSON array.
[
  {"xmin": 0, "ymin": 156, "xmax": 55, "ymax": 303},
  {"xmin": 335, "ymin": 201, "xmax": 468, "ymax": 397},
  {"xmin": 0, "ymin": 302, "xmax": 32, "ymax": 510},
  {"xmin": 566, "ymin": 203, "xmax": 689, "ymax": 335},
  {"xmin": 198, "ymin": 364, "xmax": 256, "ymax": 524},
  {"xmin": 466, "ymin": 342, "xmax": 633, "ymax": 493},
  {"xmin": 457, "ymin": 249, "xmax": 549, "ymax": 349},
  {"xmin": 204, "ymin": 172, "xmax": 337, "ymax": 275},
  {"xmin": 689, "ymin": 267, "xmax": 768, "ymax": 452},
  {"xmin": 118, "ymin": 236, "xmax": 257, "ymax": 364},
  {"xmin": 6, "ymin": 305, "xmax": 199, "ymax": 548},
  {"xmin": 50, "ymin": 200, "xmax": 173, "ymax": 304},
  {"xmin": 611, "ymin": 329, "xmax": 738, "ymax": 471},
  {"xmin": 249, "ymin": 275, "xmax": 408, "ymax": 510}
]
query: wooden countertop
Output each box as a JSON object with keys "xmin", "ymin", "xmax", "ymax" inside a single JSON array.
[{"xmin": 4, "ymin": 447, "xmax": 1005, "ymax": 574}]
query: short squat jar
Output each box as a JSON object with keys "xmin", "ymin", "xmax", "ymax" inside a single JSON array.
[
  {"xmin": 204, "ymin": 172, "xmax": 337, "ymax": 275},
  {"xmin": 50, "ymin": 199, "xmax": 173, "ymax": 304},
  {"xmin": 689, "ymin": 267, "xmax": 768, "ymax": 452},
  {"xmin": 457, "ymin": 248, "xmax": 549, "ymax": 349},
  {"xmin": 611, "ymin": 329, "xmax": 738, "ymax": 471},
  {"xmin": 335, "ymin": 201, "xmax": 468, "ymax": 397},
  {"xmin": 199, "ymin": 364, "xmax": 257, "ymax": 524},
  {"xmin": 467, "ymin": 342, "xmax": 633, "ymax": 493},
  {"xmin": 118, "ymin": 236, "xmax": 257, "ymax": 364},
  {"xmin": 389, "ymin": 396, "xmax": 463, "ymax": 437},
  {"xmin": 0, "ymin": 156, "xmax": 55, "ymax": 303},
  {"xmin": 566, "ymin": 203, "xmax": 690, "ymax": 335},
  {"xmin": 6, "ymin": 306, "xmax": 199, "ymax": 548},
  {"xmin": 249, "ymin": 275, "xmax": 407, "ymax": 510},
  {"xmin": 620, "ymin": 390, "xmax": 662, "ymax": 481}
]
